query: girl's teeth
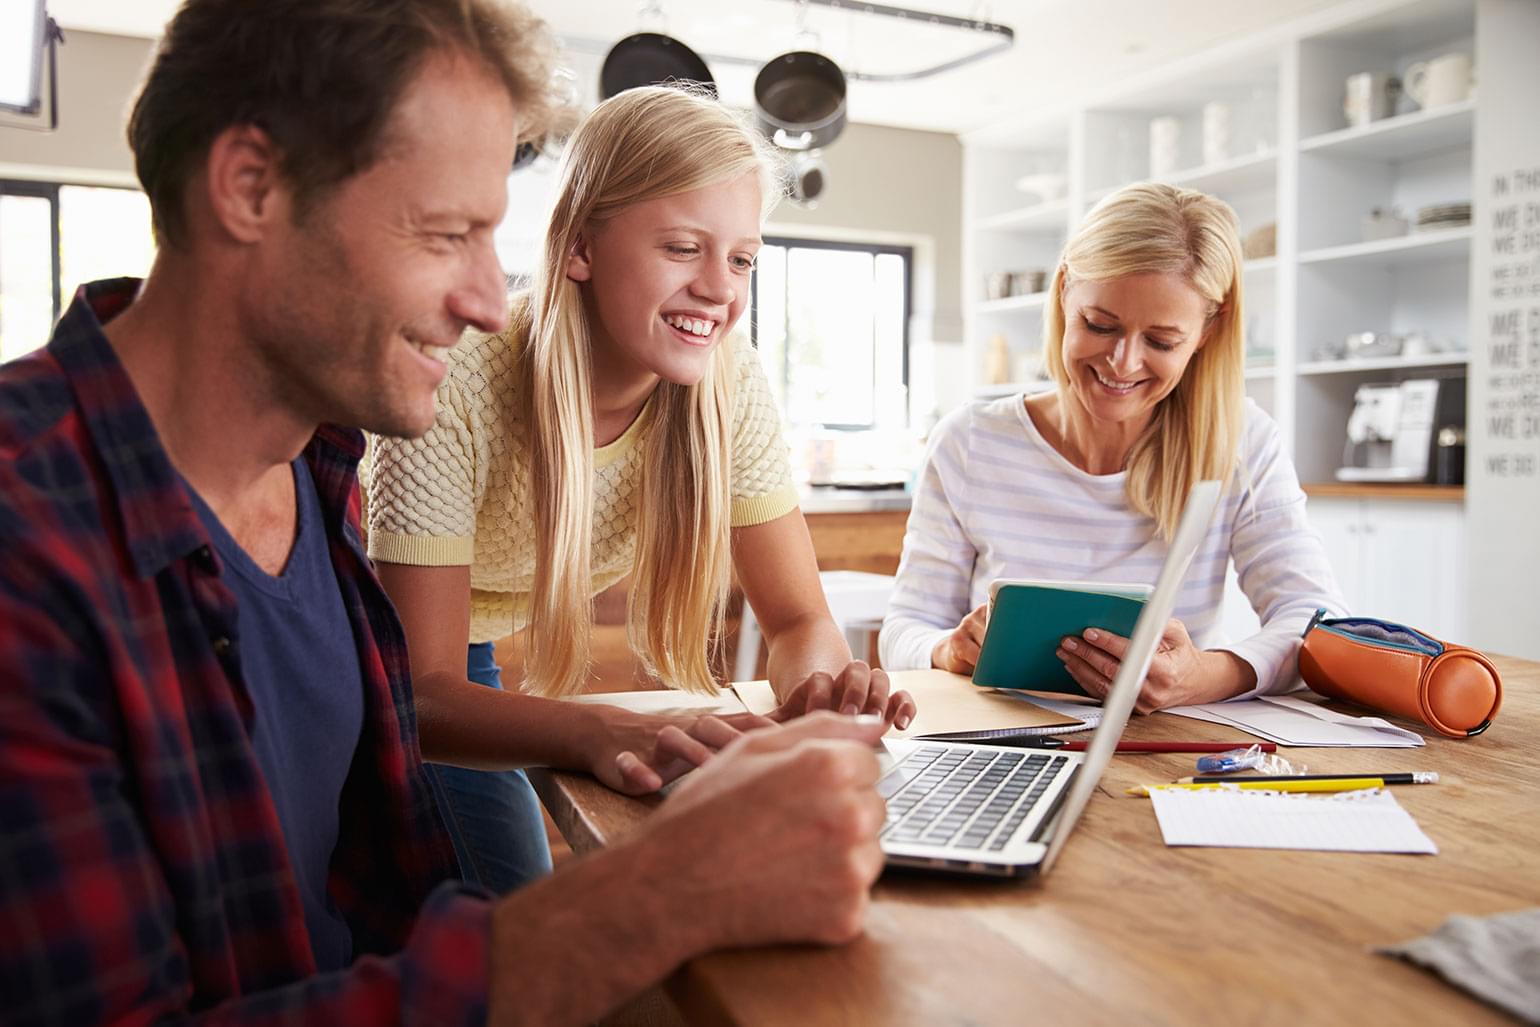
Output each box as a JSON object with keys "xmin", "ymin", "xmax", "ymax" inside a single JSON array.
[{"xmin": 666, "ymin": 315, "xmax": 713, "ymax": 337}]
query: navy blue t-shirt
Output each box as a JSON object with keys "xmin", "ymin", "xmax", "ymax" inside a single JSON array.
[{"xmin": 185, "ymin": 459, "xmax": 364, "ymax": 971}]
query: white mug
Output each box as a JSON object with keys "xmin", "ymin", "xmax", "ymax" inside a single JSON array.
[
  {"xmin": 1404, "ymin": 52, "xmax": 1472, "ymax": 109},
  {"xmin": 1202, "ymin": 102, "xmax": 1231, "ymax": 165},
  {"xmin": 1149, "ymin": 116, "xmax": 1182, "ymax": 177},
  {"xmin": 1344, "ymin": 71, "xmax": 1398, "ymax": 127}
]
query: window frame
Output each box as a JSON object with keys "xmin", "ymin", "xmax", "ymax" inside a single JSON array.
[
  {"xmin": 0, "ymin": 177, "xmax": 63, "ymax": 324},
  {"xmin": 749, "ymin": 234, "xmax": 914, "ymax": 432}
]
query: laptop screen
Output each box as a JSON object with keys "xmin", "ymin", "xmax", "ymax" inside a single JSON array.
[{"xmin": 1039, "ymin": 479, "xmax": 1222, "ymax": 873}]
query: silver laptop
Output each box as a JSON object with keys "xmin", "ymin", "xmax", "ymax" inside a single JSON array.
[{"xmin": 878, "ymin": 480, "xmax": 1221, "ymax": 877}]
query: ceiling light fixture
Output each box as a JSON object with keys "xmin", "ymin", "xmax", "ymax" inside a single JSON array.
[{"xmin": 574, "ymin": 0, "xmax": 1013, "ymax": 89}]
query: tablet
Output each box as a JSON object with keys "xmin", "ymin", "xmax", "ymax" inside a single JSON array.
[{"xmin": 971, "ymin": 578, "xmax": 1154, "ymax": 696}]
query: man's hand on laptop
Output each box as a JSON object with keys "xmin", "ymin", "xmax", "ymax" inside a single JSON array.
[
  {"xmin": 647, "ymin": 711, "xmax": 889, "ymax": 948},
  {"xmin": 605, "ymin": 709, "xmax": 778, "ymax": 794},
  {"xmin": 768, "ymin": 661, "xmax": 916, "ymax": 730}
]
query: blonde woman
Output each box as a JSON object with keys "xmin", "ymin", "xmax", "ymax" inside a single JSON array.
[
  {"xmin": 879, "ymin": 183, "xmax": 1345, "ymax": 710},
  {"xmin": 365, "ymin": 87, "xmax": 915, "ymax": 893}
]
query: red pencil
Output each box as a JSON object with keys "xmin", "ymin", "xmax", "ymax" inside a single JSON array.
[{"xmin": 1058, "ymin": 740, "xmax": 1276, "ymax": 753}]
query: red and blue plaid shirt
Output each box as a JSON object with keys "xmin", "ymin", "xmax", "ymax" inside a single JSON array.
[{"xmin": 0, "ymin": 280, "xmax": 491, "ymax": 1025}]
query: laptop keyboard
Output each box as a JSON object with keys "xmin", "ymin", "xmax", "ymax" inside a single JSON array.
[{"xmin": 880, "ymin": 745, "xmax": 1070, "ymax": 852}]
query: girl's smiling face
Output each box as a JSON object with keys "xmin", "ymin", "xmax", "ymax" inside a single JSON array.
[{"xmin": 568, "ymin": 171, "xmax": 762, "ymax": 390}]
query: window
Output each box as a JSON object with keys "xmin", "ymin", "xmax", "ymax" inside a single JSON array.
[
  {"xmin": 750, "ymin": 236, "xmax": 911, "ymax": 431},
  {"xmin": 0, "ymin": 180, "xmax": 155, "ymax": 362}
]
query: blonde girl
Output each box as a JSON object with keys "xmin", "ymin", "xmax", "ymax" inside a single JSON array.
[{"xmin": 367, "ymin": 86, "xmax": 913, "ymax": 893}]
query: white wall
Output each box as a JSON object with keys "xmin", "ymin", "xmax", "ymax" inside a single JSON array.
[
  {"xmin": 1467, "ymin": 0, "xmax": 1540, "ymax": 659},
  {"xmin": 0, "ymin": 30, "xmax": 151, "ymax": 182}
]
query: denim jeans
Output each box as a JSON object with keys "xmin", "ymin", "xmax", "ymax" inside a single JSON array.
[{"xmin": 424, "ymin": 642, "xmax": 553, "ymax": 895}]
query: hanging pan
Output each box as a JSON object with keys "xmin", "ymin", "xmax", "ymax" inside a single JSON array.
[
  {"xmin": 753, "ymin": 50, "xmax": 847, "ymax": 152},
  {"xmin": 600, "ymin": 32, "xmax": 716, "ymax": 99}
]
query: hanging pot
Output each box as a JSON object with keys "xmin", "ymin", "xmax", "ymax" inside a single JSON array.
[
  {"xmin": 753, "ymin": 50, "xmax": 847, "ymax": 152},
  {"xmin": 600, "ymin": 32, "xmax": 716, "ymax": 99}
]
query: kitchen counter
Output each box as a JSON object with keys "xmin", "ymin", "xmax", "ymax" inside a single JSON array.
[
  {"xmin": 1302, "ymin": 482, "xmax": 1465, "ymax": 502},
  {"xmin": 797, "ymin": 485, "xmax": 913, "ymax": 514}
]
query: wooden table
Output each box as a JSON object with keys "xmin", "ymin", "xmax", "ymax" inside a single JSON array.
[{"xmin": 530, "ymin": 657, "xmax": 1540, "ymax": 1025}]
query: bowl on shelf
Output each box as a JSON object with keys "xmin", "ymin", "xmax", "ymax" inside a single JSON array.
[
  {"xmin": 1010, "ymin": 269, "xmax": 1047, "ymax": 296},
  {"xmin": 1362, "ymin": 207, "xmax": 1409, "ymax": 242},
  {"xmin": 1343, "ymin": 332, "xmax": 1404, "ymax": 360}
]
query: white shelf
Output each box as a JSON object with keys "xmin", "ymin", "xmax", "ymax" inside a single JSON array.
[
  {"xmin": 1296, "ymin": 353, "xmax": 1470, "ymax": 376},
  {"xmin": 1297, "ymin": 227, "xmax": 1471, "ymax": 269},
  {"xmin": 976, "ymin": 291, "xmax": 1051, "ymax": 314},
  {"xmin": 1299, "ymin": 101, "xmax": 1474, "ymax": 162},
  {"xmin": 1088, "ymin": 151, "xmax": 1278, "ymax": 205},
  {"xmin": 961, "ymin": 0, "xmax": 1480, "ymax": 501},
  {"xmin": 1161, "ymin": 150, "xmax": 1279, "ymax": 195},
  {"xmin": 974, "ymin": 199, "xmax": 1070, "ymax": 233}
]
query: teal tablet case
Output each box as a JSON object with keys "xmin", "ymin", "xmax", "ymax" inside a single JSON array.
[{"xmin": 971, "ymin": 584, "xmax": 1149, "ymax": 696}]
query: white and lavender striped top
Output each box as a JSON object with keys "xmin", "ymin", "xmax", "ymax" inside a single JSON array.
[{"xmin": 878, "ymin": 395, "xmax": 1347, "ymax": 697}]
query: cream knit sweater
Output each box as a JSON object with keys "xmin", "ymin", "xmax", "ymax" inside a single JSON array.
[{"xmin": 364, "ymin": 328, "xmax": 798, "ymax": 644}]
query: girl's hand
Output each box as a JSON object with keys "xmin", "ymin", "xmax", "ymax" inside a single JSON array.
[{"xmin": 769, "ymin": 662, "xmax": 916, "ymax": 731}]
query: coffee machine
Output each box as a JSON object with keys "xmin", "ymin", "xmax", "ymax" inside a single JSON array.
[{"xmin": 1336, "ymin": 377, "xmax": 1466, "ymax": 484}]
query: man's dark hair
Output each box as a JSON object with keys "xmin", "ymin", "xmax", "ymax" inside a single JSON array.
[{"xmin": 128, "ymin": 0, "xmax": 560, "ymax": 247}]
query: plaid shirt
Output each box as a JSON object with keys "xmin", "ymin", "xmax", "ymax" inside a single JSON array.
[{"xmin": 0, "ymin": 280, "xmax": 490, "ymax": 1025}]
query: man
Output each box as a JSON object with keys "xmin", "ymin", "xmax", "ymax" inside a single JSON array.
[{"xmin": 0, "ymin": 1, "xmax": 886, "ymax": 1023}]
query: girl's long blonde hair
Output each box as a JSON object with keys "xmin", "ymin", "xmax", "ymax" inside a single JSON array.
[
  {"xmin": 1042, "ymin": 182, "xmax": 1246, "ymax": 539},
  {"xmin": 516, "ymin": 86, "xmax": 784, "ymax": 696}
]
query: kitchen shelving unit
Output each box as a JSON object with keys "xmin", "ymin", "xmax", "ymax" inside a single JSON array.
[{"xmin": 959, "ymin": 0, "xmax": 1478, "ymax": 639}]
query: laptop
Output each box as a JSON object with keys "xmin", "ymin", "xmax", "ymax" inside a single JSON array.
[{"xmin": 877, "ymin": 480, "xmax": 1221, "ymax": 877}]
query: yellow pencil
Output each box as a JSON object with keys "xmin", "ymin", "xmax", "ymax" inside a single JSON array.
[{"xmin": 1126, "ymin": 779, "xmax": 1388, "ymax": 798}]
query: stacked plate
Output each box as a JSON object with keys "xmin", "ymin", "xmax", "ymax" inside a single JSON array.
[{"xmin": 1416, "ymin": 201, "xmax": 1471, "ymax": 229}]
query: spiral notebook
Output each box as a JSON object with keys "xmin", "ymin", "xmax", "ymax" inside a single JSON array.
[{"xmin": 917, "ymin": 693, "xmax": 1101, "ymax": 742}]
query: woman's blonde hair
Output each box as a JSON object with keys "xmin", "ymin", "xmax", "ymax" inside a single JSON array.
[
  {"xmin": 515, "ymin": 86, "xmax": 785, "ymax": 696},
  {"xmin": 1042, "ymin": 182, "xmax": 1246, "ymax": 539}
]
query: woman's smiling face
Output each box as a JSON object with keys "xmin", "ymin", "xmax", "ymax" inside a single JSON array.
[{"xmin": 1059, "ymin": 271, "xmax": 1213, "ymax": 431}]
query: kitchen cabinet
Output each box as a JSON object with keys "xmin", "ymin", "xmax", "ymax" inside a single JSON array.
[
  {"xmin": 1307, "ymin": 494, "xmax": 1466, "ymax": 640},
  {"xmin": 1218, "ymin": 493, "xmax": 1466, "ymax": 651}
]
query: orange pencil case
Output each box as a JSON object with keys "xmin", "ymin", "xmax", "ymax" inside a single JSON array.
[{"xmin": 1298, "ymin": 609, "xmax": 1502, "ymax": 738}]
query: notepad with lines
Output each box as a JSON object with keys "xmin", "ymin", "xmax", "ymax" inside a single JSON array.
[{"xmin": 1147, "ymin": 787, "xmax": 1439, "ymax": 854}]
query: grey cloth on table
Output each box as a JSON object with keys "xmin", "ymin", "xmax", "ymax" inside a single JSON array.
[{"xmin": 1377, "ymin": 908, "xmax": 1540, "ymax": 1023}]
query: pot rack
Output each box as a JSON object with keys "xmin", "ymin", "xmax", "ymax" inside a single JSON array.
[{"xmin": 564, "ymin": 0, "xmax": 1015, "ymax": 83}]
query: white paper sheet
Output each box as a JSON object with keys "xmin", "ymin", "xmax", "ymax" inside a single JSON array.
[
  {"xmin": 1147, "ymin": 786, "xmax": 1438, "ymax": 853},
  {"xmin": 1163, "ymin": 694, "xmax": 1425, "ymax": 747}
]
